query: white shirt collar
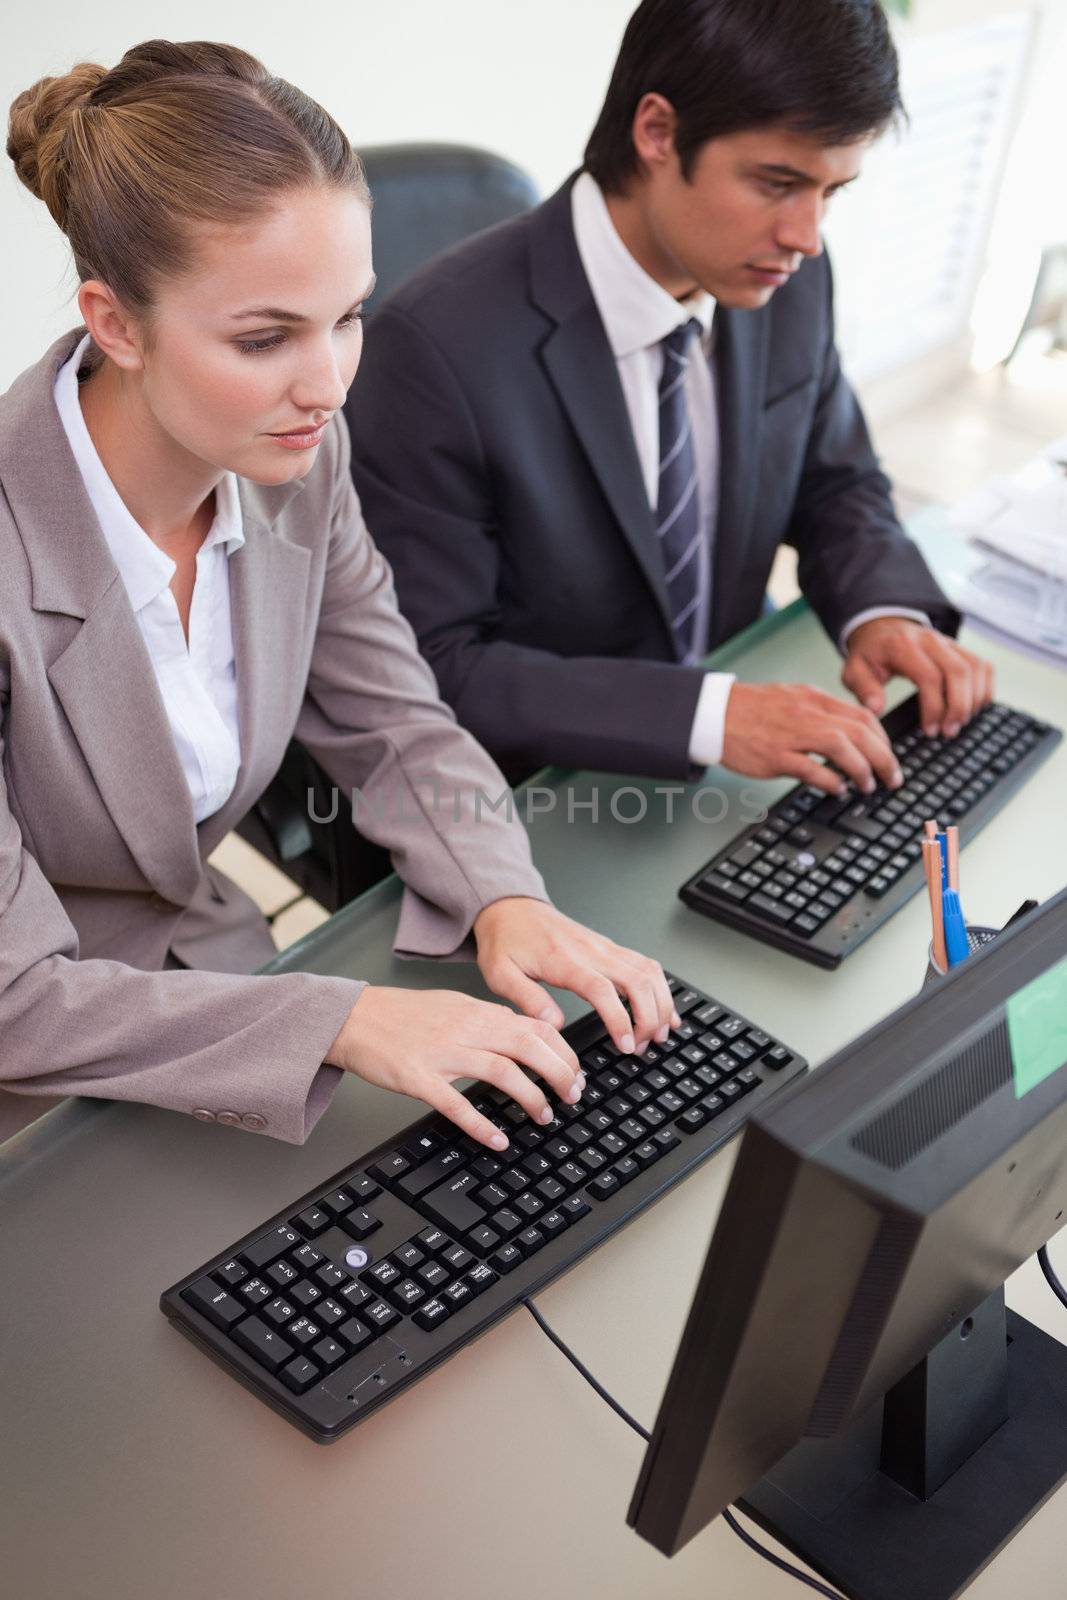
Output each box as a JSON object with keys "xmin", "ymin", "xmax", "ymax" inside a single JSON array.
[
  {"xmin": 53, "ymin": 333, "xmax": 245, "ymax": 614},
  {"xmin": 571, "ymin": 171, "xmax": 715, "ymax": 361}
]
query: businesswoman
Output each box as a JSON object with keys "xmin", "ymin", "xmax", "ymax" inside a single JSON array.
[{"xmin": 0, "ymin": 39, "xmax": 678, "ymax": 1147}]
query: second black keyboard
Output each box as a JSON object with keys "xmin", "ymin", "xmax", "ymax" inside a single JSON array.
[
  {"xmin": 680, "ymin": 695, "xmax": 1061, "ymax": 968},
  {"xmin": 161, "ymin": 974, "xmax": 806, "ymax": 1442}
]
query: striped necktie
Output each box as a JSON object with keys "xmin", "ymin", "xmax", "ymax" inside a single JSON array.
[{"xmin": 656, "ymin": 318, "xmax": 704, "ymax": 665}]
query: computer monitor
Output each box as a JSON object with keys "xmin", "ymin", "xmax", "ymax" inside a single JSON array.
[{"xmin": 628, "ymin": 885, "xmax": 1067, "ymax": 1600}]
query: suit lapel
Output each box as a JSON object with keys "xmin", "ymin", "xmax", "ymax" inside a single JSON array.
[
  {"xmin": 710, "ymin": 306, "xmax": 770, "ymax": 644},
  {"xmin": 529, "ymin": 181, "xmax": 676, "ymax": 645}
]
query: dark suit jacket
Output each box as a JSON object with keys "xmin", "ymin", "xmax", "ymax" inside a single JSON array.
[{"xmin": 347, "ymin": 175, "xmax": 957, "ymax": 783}]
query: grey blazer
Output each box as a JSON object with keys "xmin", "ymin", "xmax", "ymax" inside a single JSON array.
[{"xmin": 0, "ymin": 330, "xmax": 547, "ymax": 1143}]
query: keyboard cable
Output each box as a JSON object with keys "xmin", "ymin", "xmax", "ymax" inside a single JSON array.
[{"xmin": 523, "ymin": 1297, "xmax": 846, "ymax": 1600}]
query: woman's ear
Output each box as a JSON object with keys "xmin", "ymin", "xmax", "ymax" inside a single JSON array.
[{"xmin": 77, "ymin": 279, "xmax": 148, "ymax": 372}]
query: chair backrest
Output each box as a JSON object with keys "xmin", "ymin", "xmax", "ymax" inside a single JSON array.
[{"xmin": 358, "ymin": 142, "xmax": 539, "ymax": 312}]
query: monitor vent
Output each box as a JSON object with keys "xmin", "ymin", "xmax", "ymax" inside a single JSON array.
[
  {"xmin": 806, "ymin": 1210, "xmax": 918, "ymax": 1437},
  {"xmin": 849, "ymin": 1017, "xmax": 1012, "ymax": 1172}
]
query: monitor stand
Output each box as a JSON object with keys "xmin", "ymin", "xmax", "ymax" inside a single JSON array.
[{"xmin": 738, "ymin": 1288, "xmax": 1067, "ymax": 1600}]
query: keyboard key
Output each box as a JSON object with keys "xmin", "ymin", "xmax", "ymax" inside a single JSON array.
[
  {"xmin": 588, "ymin": 1173, "xmax": 621, "ymax": 1201},
  {"xmin": 339, "ymin": 1280, "xmax": 373, "ymax": 1311},
  {"xmin": 561, "ymin": 1195, "xmax": 591, "ymax": 1223},
  {"xmin": 337, "ymin": 1317, "xmax": 375, "ymax": 1352},
  {"xmin": 418, "ymin": 1260, "xmax": 450, "ymax": 1290},
  {"xmin": 214, "ymin": 1260, "xmax": 247, "ymax": 1289},
  {"xmin": 677, "ymin": 1106, "xmax": 708, "ymax": 1133},
  {"xmin": 363, "ymin": 1300, "xmax": 400, "ymax": 1332},
  {"xmin": 442, "ymin": 1243, "xmax": 474, "ymax": 1273},
  {"xmin": 182, "ymin": 1278, "xmax": 246, "ymax": 1331},
  {"xmin": 367, "ymin": 1152, "xmax": 411, "ymax": 1184},
  {"xmin": 239, "ymin": 1277, "xmax": 272, "ymax": 1307},
  {"xmin": 315, "ymin": 1263, "xmax": 348, "ymax": 1293},
  {"xmin": 313, "ymin": 1297, "xmax": 347, "ymax": 1328},
  {"xmin": 467, "ymin": 1225, "xmax": 501, "ymax": 1256},
  {"xmin": 294, "ymin": 1208, "xmax": 330, "ymax": 1238},
  {"xmin": 388, "ymin": 1279, "xmax": 427, "ymax": 1311},
  {"xmin": 242, "ymin": 1226, "xmax": 300, "ymax": 1272},
  {"xmin": 414, "ymin": 1299, "xmax": 451, "ymax": 1331},
  {"xmin": 466, "ymin": 1263, "xmax": 498, "ymax": 1296},
  {"xmin": 233, "ymin": 1316, "xmax": 294, "ymax": 1374},
  {"xmin": 444, "ymin": 1280, "xmax": 474, "ymax": 1311},
  {"xmin": 417, "ymin": 1227, "xmax": 451, "ymax": 1254},
  {"xmin": 348, "ymin": 1175, "xmax": 381, "ymax": 1202},
  {"xmin": 290, "ymin": 1281, "xmax": 322, "ymax": 1309},
  {"xmin": 421, "ymin": 1172, "xmax": 486, "ymax": 1236},
  {"xmin": 490, "ymin": 1243, "xmax": 524, "ymax": 1274},
  {"xmin": 517, "ymin": 1226, "xmax": 547, "ymax": 1255},
  {"xmin": 286, "ymin": 1317, "xmax": 321, "ymax": 1349},
  {"xmin": 340, "ymin": 1208, "xmax": 382, "ymax": 1241},
  {"xmin": 763, "ymin": 1045, "xmax": 794, "ymax": 1071},
  {"xmin": 396, "ymin": 1146, "xmax": 466, "ymax": 1200},
  {"xmin": 292, "ymin": 1244, "xmax": 324, "ymax": 1272},
  {"xmin": 311, "ymin": 1337, "xmax": 346, "ymax": 1371},
  {"xmin": 280, "ymin": 1356, "xmax": 320, "ymax": 1394},
  {"xmin": 262, "ymin": 1297, "xmax": 296, "ymax": 1329},
  {"xmin": 490, "ymin": 1208, "xmax": 523, "ymax": 1239},
  {"xmin": 318, "ymin": 1190, "xmax": 355, "ymax": 1220},
  {"xmin": 539, "ymin": 1210, "xmax": 568, "ymax": 1238},
  {"xmin": 267, "ymin": 1260, "xmax": 298, "ymax": 1289}
]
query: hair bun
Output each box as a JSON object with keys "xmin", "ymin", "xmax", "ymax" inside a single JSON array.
[{"xmin": 6, "ymin": 63, "xmax": 106, "ymax": 227}]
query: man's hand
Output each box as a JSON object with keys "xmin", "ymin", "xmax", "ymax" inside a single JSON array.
[
  {"xmin": 473, "ymin": 897, "xmax": 678, "ymax": 1054},
  {"xmin": 842, "ymin": 618, "xmax": 994, "ymax": 737},
  {"xmin": 721, "ymin": 682, "xmax": 903, "ymax": 796}
]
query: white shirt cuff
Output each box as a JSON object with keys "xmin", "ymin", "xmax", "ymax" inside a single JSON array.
[
  {"xmin": 687, "ymin": 673, "xmax": 736, "ymax": 767},
  {"xmin": 838, "ymin": 607, "xmax": 932, "ymax": 654}
]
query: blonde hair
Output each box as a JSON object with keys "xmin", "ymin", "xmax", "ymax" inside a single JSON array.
[{"xmin": 7, "ymin": 39, "xmax": 370, "ymax": 313}]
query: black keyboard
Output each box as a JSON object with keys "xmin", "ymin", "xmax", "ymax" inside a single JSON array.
[
  {"xmin": 680, "ymin": 695, "xmax": 1061, "ymax": 969},
  {"xmin": 161, "ymin": 975, "xmax": 805, "ymax": 1442}
]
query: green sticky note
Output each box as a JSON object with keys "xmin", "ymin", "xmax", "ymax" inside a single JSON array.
[{"xmin": 1008, "ymin": 954, "xmax": 1067, "ymax": 1099}]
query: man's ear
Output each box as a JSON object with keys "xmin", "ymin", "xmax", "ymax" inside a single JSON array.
[
  {"xmin": 631, "ymin": 92, "xmax": 680, "ymax": 176},
  {"xmin": 77, "ymin": 280, "xmax": 148, "ymax": 372}
]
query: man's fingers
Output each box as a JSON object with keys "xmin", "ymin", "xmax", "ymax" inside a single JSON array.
[{"xmin": 841, "ymin": 652, "xmax": 886, "ymax": 714}]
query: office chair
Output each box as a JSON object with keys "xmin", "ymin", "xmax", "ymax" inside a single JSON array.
[{"xmin": 236, "ymin": 144, "xmax": 539, "ymax": 916}]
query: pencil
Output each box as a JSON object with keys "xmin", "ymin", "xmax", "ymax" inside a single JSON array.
[
  {"xmin": 923, "ymin": 819, "xmax": 938, "ymax": 841},
  {"xmin": 923, "ymin": 838, "xmax": 948, "ymax": 972},
  {"xmin": 946, "ymin": 825, "xmax": 960, "ymax": 892}
]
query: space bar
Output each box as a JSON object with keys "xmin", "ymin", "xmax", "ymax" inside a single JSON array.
[{"xmin": 419, "ymin": 1175, "xmax": 487, "ymax": 1235}]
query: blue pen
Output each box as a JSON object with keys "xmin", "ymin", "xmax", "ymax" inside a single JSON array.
[
  {"xmin": 942, "ymin": 888, "xmax": 969, "ymax": 967},
  {"xmin": 937, "ymin": 832, "xmax": 949, "ymax": 890}
]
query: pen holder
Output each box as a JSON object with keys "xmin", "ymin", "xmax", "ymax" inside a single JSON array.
[{"xmin": 923, "ymin": 925, "xmax": 1000, "ymax": 988}]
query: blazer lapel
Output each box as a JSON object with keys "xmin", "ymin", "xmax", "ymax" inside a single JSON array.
[
  {"xmin": 710, "ymin": 306, "xmax": 770, "ymax": 644},
  {"xmin": 529, "ymin": 181, "xmax": 676, "ymax": 645},
  {"xmin": 0, "ymin": 332, "xmax": 204, "ymax": 904},
  {"xmin": 201, "ymin": 483, "xmax": 311, "ymax": 852}
]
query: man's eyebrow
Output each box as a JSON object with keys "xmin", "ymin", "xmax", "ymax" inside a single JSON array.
[
  {"xmin": 754, "ymin": 162, "xmax": 856, "ymax": 189},
  {"xmin": 230, "ymin": 276, "xmax": 377, "ymax": 322}
]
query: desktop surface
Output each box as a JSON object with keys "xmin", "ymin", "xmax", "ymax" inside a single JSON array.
[{"xmin": 2, "ymin": 603, "xmax": 1067, "ymax": 1600}]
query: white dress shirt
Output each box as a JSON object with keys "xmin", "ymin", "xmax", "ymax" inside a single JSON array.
[
  {"xmin": 571, "ymin": 172, "xmax": 928, "ymax": 769},
  {"xmin": 54, "ymin": 334, "xmax": 244, "ymax": 824}
]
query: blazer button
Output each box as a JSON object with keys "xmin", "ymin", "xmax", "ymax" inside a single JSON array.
[
  {"xmin": 192, "ymin": 1108, "xmax": 216, "ymax": 1122},
  {"xmin": 242, "ymin": 1113, "xmax": 267, "ymax": 1131},
  {"xmin": 216, "ymin": 1110, "xmax": 242, "ymax": 1127}
]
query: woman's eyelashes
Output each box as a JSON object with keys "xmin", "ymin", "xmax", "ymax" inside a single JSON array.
[{"xmin": 235, "ymin": 308, "xmax": 364, "ymax": 356}]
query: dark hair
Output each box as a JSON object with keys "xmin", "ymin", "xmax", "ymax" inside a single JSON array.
[
  {"xmin": 584, "ymin": 0, "xmax": 903, "ymax": 193},
  {"xmin": 7, "ymin": 39, "xmax": 370, "ymax": 315}
]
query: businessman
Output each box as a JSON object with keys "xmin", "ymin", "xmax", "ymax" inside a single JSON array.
[{"xmin": 347, "ymin": 0, "xmax": 993, "ymax": 792}]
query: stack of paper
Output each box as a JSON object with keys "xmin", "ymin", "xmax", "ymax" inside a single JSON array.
[{"xmin": 944, "ymin": 437, "xmax": 1067, "ymax": 667}]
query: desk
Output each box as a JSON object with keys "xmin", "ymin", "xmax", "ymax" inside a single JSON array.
[{"xmin": 3, "ymin": 598, "xmax": 1067, "ymax": 1600}]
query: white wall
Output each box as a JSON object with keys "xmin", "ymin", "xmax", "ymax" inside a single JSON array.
[
  {"xmin": 3, "ymin": 0, "xmax": 1066, "ymax": 388},
  {"xmin": 0, "ymin": 0, "xmax": 636, "ymax": 384}
]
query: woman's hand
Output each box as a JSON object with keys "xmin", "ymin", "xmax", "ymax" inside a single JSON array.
[
  {"xmin": 473, "ymin": 896, "xmax": 678, "ymax": 1054},
  {"xmin": 326, "ymin": 986, "xmax": 585, "ymax": 1150}
]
